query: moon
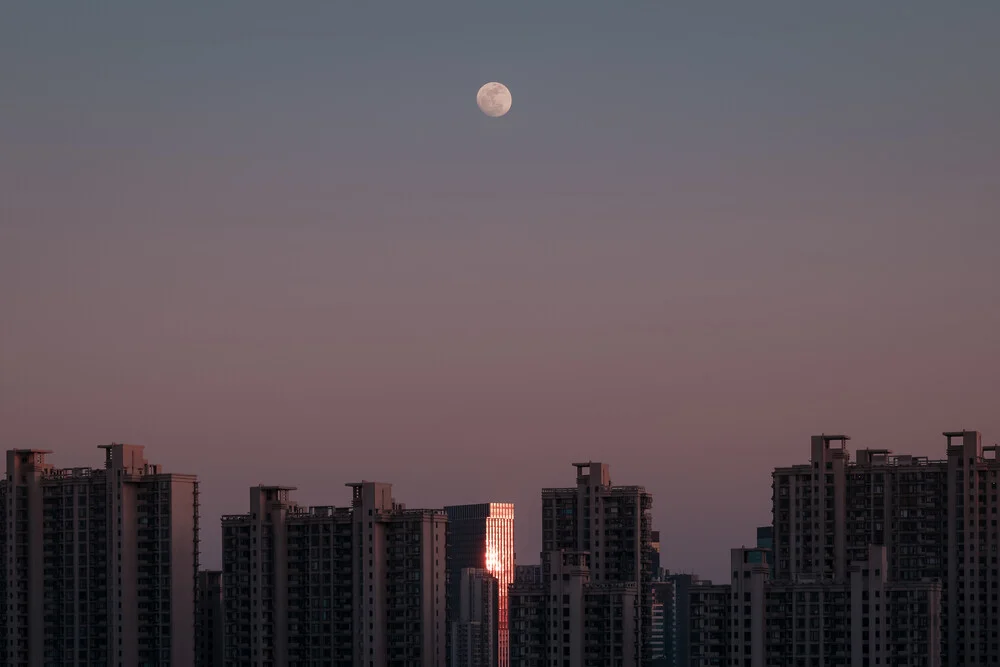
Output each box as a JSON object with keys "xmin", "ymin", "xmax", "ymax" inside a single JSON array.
[{"xmin": 477, "ymin": 82, "xmax": 512, "ymax": 118}]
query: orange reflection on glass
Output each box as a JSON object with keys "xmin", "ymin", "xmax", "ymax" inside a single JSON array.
[{"xmin": 484, "ymin": 505, "xmax": 515, "ymax": 667}]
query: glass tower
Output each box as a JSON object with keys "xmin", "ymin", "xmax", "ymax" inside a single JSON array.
[{"xmin": 445, "ymin": 502, "xmax": 515, "ymax": 667}]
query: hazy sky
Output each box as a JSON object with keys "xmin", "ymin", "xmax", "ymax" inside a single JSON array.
[{"xmin": 2, "ymin": 2, "xmax": 998, "ymax": 580}]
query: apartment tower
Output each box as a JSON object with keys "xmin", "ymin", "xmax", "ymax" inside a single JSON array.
[
  {"xmin": 689, "ymin": 545, "xmax": 941, "ymax": 666},
  {"xmin": 510, "ymin": 461, "xmax": 654, "ymax": 666},
  {"xmin": 0, "ymin": 444, "xmax": 200, "ymax": 667},
  {"xmin": 771, "ymin": 430, "xmax": 997, "ymax": 665},
  {"xmin": 222, "ymin": 482, "xmax": 448, "ymax": 667},
  {"xmin": 544, "ymin": 462, "xmax": 654, "ymax": 661}
]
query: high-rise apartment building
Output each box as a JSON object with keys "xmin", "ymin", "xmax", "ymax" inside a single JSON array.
[
  {"xmin": 0, "ymin": 444, "xmax": 200, "ymax": 667},
  {"xmin": 509, "ymin": 461, "xmax": 654, "ymax": 666},
  {"xmin": 509, "ymin": 550, "xmax": 641, "ymax": 666},
  {"xmin": 508, "ymin": 565, "xmax": 546, "ymax": 667},
  {"xmin": 197, "ymin": 570, "xmax": 224, "ymax": 667},
  {"xmin": 771, "ymin": 430, "xmax": 996, "ymax": 665},
  {"xmin": 451, "ymin": 568, "xmax": 499, "ymax": 667},
  {"xmin": 445, "ymin": 503, "xmax": 514, "ymax": 667},
  {"xmin": 222, "ymin": 482, "xmax": 448, "ymax": 667},
  {"xmin": 689, "ymin": 545, "xmax": 941, "ymax": 666},
  {"xmin": 543, "ymin": 462, "xmax": 654, "ymax": 660}
]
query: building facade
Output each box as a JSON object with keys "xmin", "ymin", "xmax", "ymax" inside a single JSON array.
[
  {"xmin": 451, "ymin": 568, "xmax": 499, "ymax": 667},
  {"xmin": 509, "ymin": 461, "xmax": 654, "ymax": 666},
  {"xmin": 509, "ymin": 550, "xmax": 640, "ymax": 667},
  {"xmin": 652, "ymin": 572, "xmax": 699, "ymax": 667},
  {"xmin": 513, "ymin": 565, "xmax": 542, "ymax": 585},
  {"xmin": 771, "ymin": 430, "xmax": 996, "ymax": 665},
  {"xmin": 197, "ymin": 570, "xmax": 224, "ymax": 667},
  {"xmin": 221, "ymin": 482, "xmax": 447, "ymax": 667},
  {"xmin": 508, "ymin": 565, "xmax": 546, "ymax": 667},
  {"xmin": 445, "ymin": 502, "xmax": 514, "ymax": 667},
  {"xmin": 689, "ymin": 545, "xmax": 941, "ymax": 667},
  {"xmin": 0, "ymin": 444, "xmax": 200, "ymax": 667},
  {"xmin": 542, "ymin": 461, "xmax": 654, "ymax": 662}
]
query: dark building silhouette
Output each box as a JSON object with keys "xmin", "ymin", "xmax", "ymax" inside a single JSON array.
[
  {"xmin": 197, "ymin": 570, "xmax": 224, "ymax": 667},
  {"xmin": 445, "ymin": 503, "xmax": 514, "ymax": 667}
]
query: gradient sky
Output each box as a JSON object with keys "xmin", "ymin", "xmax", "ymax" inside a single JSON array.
[{"xmin": 2, "ymin": 2, "xmax": 998, "ymax": 581}]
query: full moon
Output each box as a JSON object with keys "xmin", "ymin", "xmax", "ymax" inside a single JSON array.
[{"xmin": 476, "ymin": 82, "xmax": 512, "ymax": 118}]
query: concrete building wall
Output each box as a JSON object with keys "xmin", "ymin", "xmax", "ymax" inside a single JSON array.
[
  {"xmin": 540, "ymin": 461, "xmax": 654, "ymax": 665},
  {"xmin": 223, "ymin": 481, "xmax": 447, "ymax": 667},
  {"xmin": 0, "ymin": 445, "xmax": 199, "ymax": 667},
  {"xmin": 690, "ymin": 545, "xmax": 941, "ymax": 667},
  {"xmin": 197, "ymin": 570, "xmax": 225, "ymax": 667},
  {"xmin": 771, "ymin": 429, "xmax": 994, "ymax": 665},
  {"xmin": 169, "ymin": 475, "xmax": 199, "ymax": 664},
  {"xmin": 451, "ymin": 568, "xmax": 498, "ymax": 667},
  {"xmin": 509, "ymin": 550, "xmax": 641, "ymax": 667},
  {"xmin": 508, "ymin": 576, "xmax": 546, "ymax": 667}
]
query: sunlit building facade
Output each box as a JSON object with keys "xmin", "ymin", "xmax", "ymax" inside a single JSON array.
[{"xmin": 445, "ymin": 502, "xmax": 515, "ymax": 667}]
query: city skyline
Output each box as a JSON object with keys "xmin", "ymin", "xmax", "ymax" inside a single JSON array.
[
  {"xmin": 7, "ymin": 431, "xmax": 1000, "ymax": 583},
  {"xmin": 4, "ymin": 428, "xmax": 997, "ymax": 664},
  {"xmin": 3, "ymin": 1, "xmax": 999, "ymax": 587}
]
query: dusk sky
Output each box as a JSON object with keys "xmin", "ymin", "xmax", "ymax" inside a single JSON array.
[{"xmin": 2, "ymin": 2, "xmax": 998, "ymax": 580}]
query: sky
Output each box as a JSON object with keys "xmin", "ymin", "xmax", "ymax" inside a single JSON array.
[{"xmin": 1, "ymin": 2, "xmax": 998, "ymax": 581}]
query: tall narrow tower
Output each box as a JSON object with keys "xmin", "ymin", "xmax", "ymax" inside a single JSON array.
[{"xmin": 445, "ymin": 502, "xmax": 515, "ymax": 667}]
